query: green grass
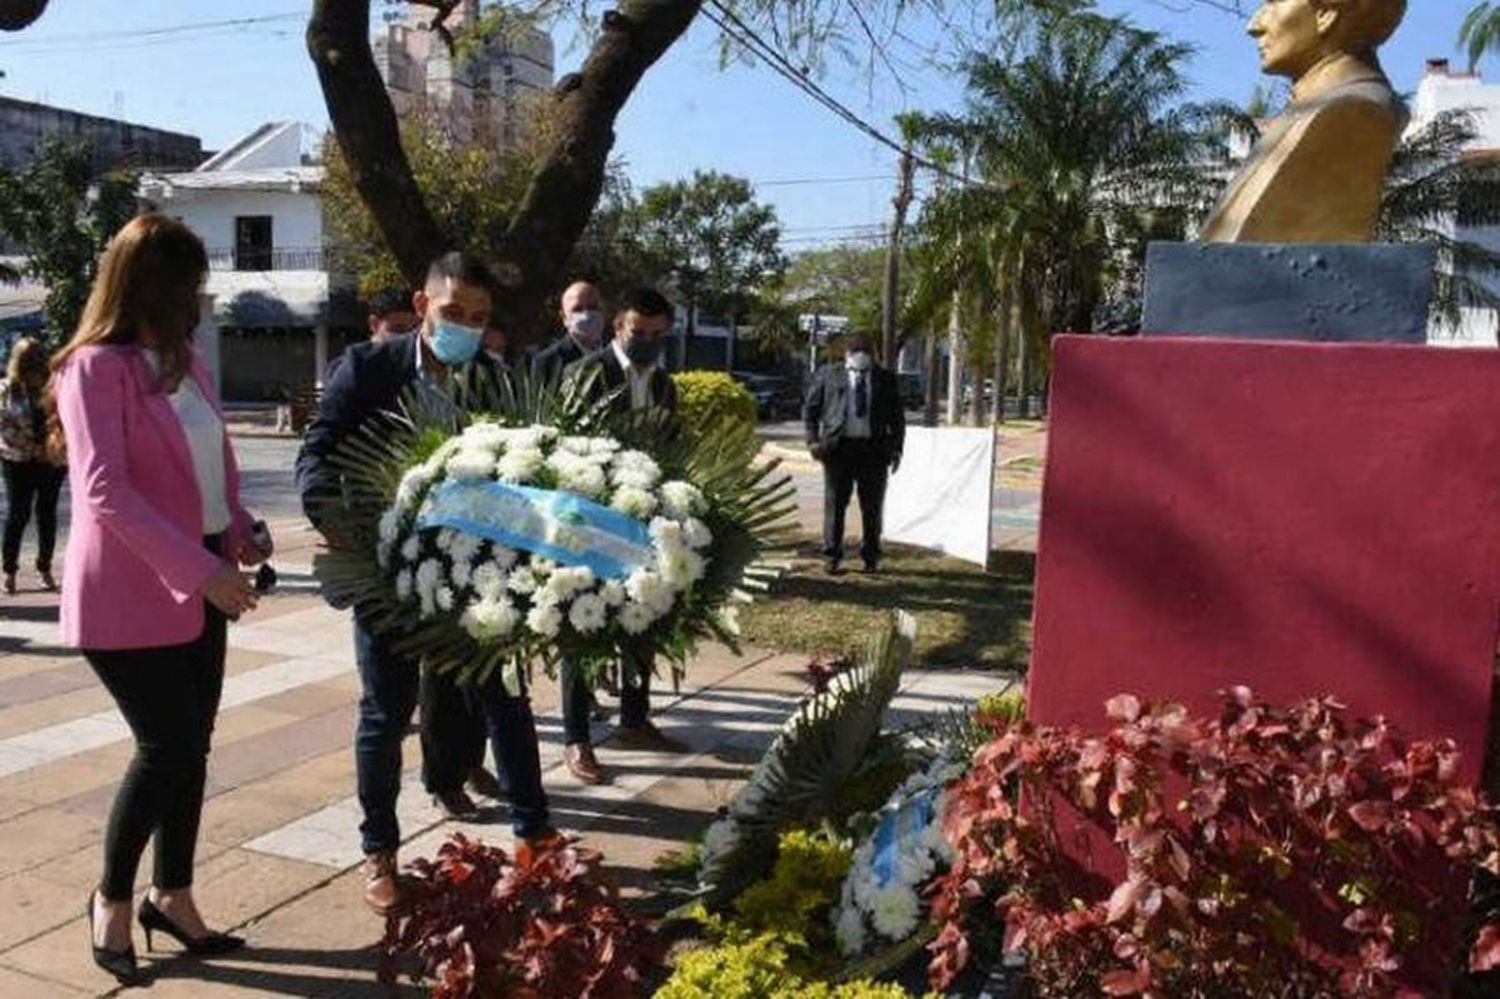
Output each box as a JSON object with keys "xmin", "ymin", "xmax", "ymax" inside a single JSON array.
[{"xmin": 740, "ymin": 541, "xmax": 1034, "ymax": 669}]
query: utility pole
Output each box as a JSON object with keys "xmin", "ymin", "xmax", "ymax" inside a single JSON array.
[{"xmin": 880, "ymin": 141, "xmax": 915, "ymax": 369}]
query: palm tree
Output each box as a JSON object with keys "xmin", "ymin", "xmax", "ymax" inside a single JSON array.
[
  {"xmin": 1462, "ymin": 2, "xmax": 1500, "ymax": 70},
  {"xmin": 1378, "ymin": 108, "xmax": 1500, "ymax": 336},
  {"xmin": 907, "ymin": 12, "xmax": 1227, "ymax": 423}
]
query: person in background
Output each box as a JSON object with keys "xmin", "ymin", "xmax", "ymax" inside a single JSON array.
[
  {"xmin": 0, "ymin": 336, "xmax": 66, "ymax": 595},
  {"xmin": 482, "ymin": 323, "xmax": 516, "ymax": 373},
  {"xmin": 558, "ymin": 287, "xmax": 685, "ymax": 784},
  {"xmin": 322, "ymin": 288, "xmax": 419, "ymax": 385},
  {"xmin": 531, "ymin": 280, "xmax": 606, "ymax": 386},
  {"xmin": 804, "ymin": 331, "xmax": 905, "ymax": 575},
  {"xmin": 297, "ymin": 252, "xmax": 558, "ymax": 917},
  {"xmin": 53, "ymin": 214, "xmax": 272, "ymax": 985}
]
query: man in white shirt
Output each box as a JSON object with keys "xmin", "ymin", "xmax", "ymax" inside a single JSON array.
[
  {"xmin": 559, "ymin": 288, "xmax": 683, "ymax": 782},
  {"xmin": 803, "ymin": 332, "xmax": 906, "ymax": 575}
]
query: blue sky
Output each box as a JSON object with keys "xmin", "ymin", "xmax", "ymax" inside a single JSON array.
[{"xmin": 0, "ymin": 1, "xmax": 1473, "ymax": 245}]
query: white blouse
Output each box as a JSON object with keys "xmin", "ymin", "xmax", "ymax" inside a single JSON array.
[{"xmin": 145, "ymin": 352, "xmax": 231, "ymax": 535}]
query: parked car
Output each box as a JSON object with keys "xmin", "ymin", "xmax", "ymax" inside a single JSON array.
[{"xmin": 731, "ymin": 371, "xmax": 801, "ymax": 421}]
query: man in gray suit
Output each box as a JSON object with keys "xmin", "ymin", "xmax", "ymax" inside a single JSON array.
[{"xmin": 803, "ymin": 332, "xmax": 905, "ymax": 575}]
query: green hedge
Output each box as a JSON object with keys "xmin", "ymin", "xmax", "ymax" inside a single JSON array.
[{"xmin": 672, "ymin": 371, "xmax": 759, "ymax": 461}]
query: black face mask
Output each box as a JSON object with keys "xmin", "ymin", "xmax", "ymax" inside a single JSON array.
[{"xmin": 624, "ymin": 338, "xmax": 663, "ymax": 366}]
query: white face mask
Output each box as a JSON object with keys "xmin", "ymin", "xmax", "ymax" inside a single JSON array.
[
  {"xmin": 847, "ymin": 350, "xmax": 873, "ymax": 371},
  {"xmin": 567, "ymin": 310, "xmax": 605, "ymax": 346}
]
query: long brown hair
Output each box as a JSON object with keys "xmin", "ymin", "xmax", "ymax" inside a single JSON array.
[
  {"xmin": 47, "ymin": 214, "xmax": 208, "ymax": 462},
  {"xmin": 5, "ymin": 336, "xmax": 47, "ymax": 389}
]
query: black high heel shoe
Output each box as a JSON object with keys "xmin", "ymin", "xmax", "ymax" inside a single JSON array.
[
  {"xmin": 87, "ymin": 892, "xmax": 141, "ymax": 986},
  {"xmin": 138, "ymin": 898, "xmax": 245, "ymax": 956}
]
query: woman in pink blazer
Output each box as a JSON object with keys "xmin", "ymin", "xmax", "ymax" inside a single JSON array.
[{"xmin": 53, "ymin": 214, "xmax": 271, "ymax": 985}]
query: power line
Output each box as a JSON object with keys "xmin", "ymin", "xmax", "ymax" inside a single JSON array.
[
  {"xmin": 756, "ymin": 174, "xmax": 897, "ymax": 188},
  {"xmin": 0, "ymin": 11, "xmax": 304, "ymax": 47}
]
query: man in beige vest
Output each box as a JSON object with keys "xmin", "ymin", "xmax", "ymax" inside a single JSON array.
[{"xmin": 1201, "ymin": 0, "xmax": 1407, "ymax": 244}]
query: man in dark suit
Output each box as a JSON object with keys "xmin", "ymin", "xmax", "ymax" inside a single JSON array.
[
  {"xmin": 296, "ymin": 252, "xmax": 556, "ymax": 916},
  {"xmin": 804, "ymin": 332, "xmax": 905, "ymax": 575},
  {"xmin": 530, "ymin": 280, "xmax": 607, "ymax": 386},
  {"xmin": 557, "ymin": 287, "xmax": 683, "ymax": 784}
]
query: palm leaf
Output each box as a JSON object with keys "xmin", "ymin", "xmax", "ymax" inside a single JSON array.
[{"xmin": 695, "ymin": 611, "xmax": 918, "ymax": 906}]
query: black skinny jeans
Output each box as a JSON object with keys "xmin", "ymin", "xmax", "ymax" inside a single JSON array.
[
  {"xmin": 84, "ymin": 540, "xmax": 227, "ymax": 902},
  {"xmin": 2, "ymin": 459, "xmax": 64, "ymax": 575}
]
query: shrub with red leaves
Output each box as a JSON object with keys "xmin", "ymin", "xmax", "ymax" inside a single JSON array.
[
  {"xmin": 927, "ymin": 688, "xmax": 1500, "ymax": 997},
  {"xmin": 382, "ymin": 833, "xmax": 663, "ymax": 998}
]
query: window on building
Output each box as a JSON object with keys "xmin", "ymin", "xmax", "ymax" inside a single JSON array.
[{"xmin": 234, "ymin": 216, "xmax": 273, "ymax": 271}]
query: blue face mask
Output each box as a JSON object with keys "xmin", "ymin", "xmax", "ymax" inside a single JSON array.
[{"xmin": 429, "ymin": 318, "xmax": 483, "ymax": 365}]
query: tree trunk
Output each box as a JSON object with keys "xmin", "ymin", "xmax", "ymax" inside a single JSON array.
[
  {"xmin": 1016, "ymin": 318, "xmax": 1029, "ymax": 420},
  {"xmin": 945, "ymin": 302, "xmax": 964, "ymax": 427},
  {"xmin": 923, "ymin": 332, "xmax": 939, "ymax": 427},
  {"xmin": 880, "ymin": 145, "xmax": 915, "ymax": 367},
  {"xmin": 991, "ymin": 287, "xmax": 1012, "ymax": 426},
  {"xmin": 967, "ymin": 325, "xmax": 984, "ymax": 428},
  {"xmin": 307, "ymin": 0, "xmax": 701, "ymax": 342}
]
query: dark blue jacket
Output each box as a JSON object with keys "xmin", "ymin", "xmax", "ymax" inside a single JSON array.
[
  {"xmin": 296, "ymin": 332, "xmax": 500, "ymax": 532},
  {"xmin": 529, "ymin": 334, "xmax": 588, "ymax": 388}
]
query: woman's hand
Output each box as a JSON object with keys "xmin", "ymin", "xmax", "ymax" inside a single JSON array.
[
  {"xmin": 203, "ymin": 564, "xmax": 258, "ymax": 618},
  {"xmin": 237, "ymin": 520, "xmax": 274, "ymax": 567}
]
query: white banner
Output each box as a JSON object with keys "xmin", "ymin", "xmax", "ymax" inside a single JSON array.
[{"xmin": 885, "ymin": 427, "xmax": 996, "ymax": 567}]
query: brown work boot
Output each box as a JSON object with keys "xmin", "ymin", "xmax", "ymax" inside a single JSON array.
[
  {"xmin": 615, "ymin": 721, "xmax": 691, "ymax": 754},
  {"xmin": 564, "ymin": 743, "xmax": 605, "ymax": 785},
  {"xmin": 361, "ymin": 851, "xmax": 404, "ymax": 916}
]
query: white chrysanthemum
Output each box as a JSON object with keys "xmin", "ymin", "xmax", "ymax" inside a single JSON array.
[
  {"xmin": 449, "ymin": 531, "xmax": 483, "ymax": 565},
  {"xmin": 600, "ymin": 580, "xmax": 627, "ymax": 607},
  {"xmin": 560, "ymin": 460, "xmax": 608, "ymax": 499},
  {"xmin": 508, "ymin": 567, "xmax": 540, "ymax": 595},
  {"xmin": 526, "ymin": 600, "xmax": 563, "ymax": 638},
  {"xmin": 435, "ymin": 586, "xmax": 455, "ymax": 613},
  {"xmin": 683, "ymin": 517, "xmax": 713, "ymax": 550},
  {"xmin": 415, "ymin": 558, "xmax": 443, "ymax": 598},
  {"xmin": 395, "ymin": 569, "xmax": 414, "ymax": 602},
  {"xmin": 496, "ymin": 447, "xmax": 544, "ymax": 483},
  {"xmin": 450, "ymin": 558, "xmax": 473, "ymax": 590},
  {"xmin": 378, "ymin": 508, "xmax": 402, "ymax": 544},
  {"xmin": 589, "ymin": 437, "xmax": 621, "ymax": 456},
  {"xmin": 446, "ymin": 447, "xmax": 497, "ymax": 481},
  {"xmin": 460, "ymin": 594, "xmax": 520, "ymax": 641},
  {"xmin": 610, "ymin": 485, "xmax": 658, "ymax": 520},
  {"xmin": 376, "ymin": 540, "xmax": 393, "ymax": 568},
  {"xmin": 559, "ymin": 435, "xmax": 596, "ymax": 456},
  {"xmin": 659, "ymin": 480, "xmax": 705, "ymax": 520},
  {"xmin": 659, "ymin": 548, "xmax": 706, "ymax": 589},
  {"xmin": 836, "ymin": 903, "xmax": 868, "ymax": 956},
  {"xmin": 568, "ymin": 593, "xmax": 608, "ymax": 634},
  {"xmin": 649, "ymin": 517, "xmax": 686, "ymax": 552},
  {"xmin": 419, "ymin": 590, "xmax": 436, "ymax": 619},
  {"xmin": 471, "ymin": 563, "xmax": 507, "ymax": 601},
  {"xmin": 545, "ymin": 565, "xmax": 595, "ymax": 599},
  {"xmin": 625, "ymin": 569, "xmax": 667, "ymax": 608},
  {"xmin": 619, "ymin": 601, "xmax": 654, "ymax": 635},
  {"xmin": 867, "ymin": 885, "xmax": 921, "ymax": 941},
  {"xmin": 461, "ymin": 421, "xmax": 507, "ymax": 446},
  {"xmin": 490, "ymin": 545, "xmax": 520, "ymax": 571},
  {"xmin": 400, "ymin": 534, "xmax": 421, "ymax": 564},
  {"xmin": 435, "ymin": 528, "xmax": 457, "ymax": 552},
  {"xmin": 395, "ymin": 466, "xmax": 434, "ymax": 509}
]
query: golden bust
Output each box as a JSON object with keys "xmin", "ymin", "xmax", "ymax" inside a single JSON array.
[{"xmin": 1201, "ymin": 0, "xmax": 1408, "ymax": 244}]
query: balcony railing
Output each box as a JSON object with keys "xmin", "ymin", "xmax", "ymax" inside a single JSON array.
[{"xmin": 207, "ymin": 246, "xmax": 326, "ymax": 272}]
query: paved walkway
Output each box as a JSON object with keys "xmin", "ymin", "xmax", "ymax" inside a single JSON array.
[{"xmin": 0, "ymin": 528, "xmax": 1005, "ymax": 996}]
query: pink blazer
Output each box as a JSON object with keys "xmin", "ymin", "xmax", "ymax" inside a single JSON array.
[{"xmin": 56, "ymin": 345, "xmax": 254, "ymax": 650}]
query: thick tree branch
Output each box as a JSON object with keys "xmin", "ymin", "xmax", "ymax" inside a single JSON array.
[
  {"xmin": 490, "ymin": 0, "xmax": 702, "ymax": 337},
  {"xmin": 308, "ymin": 0, "xmax": 450, "ymax": 291},
  {"xmin": 311, "ymin": 0, "xmax": 701, "ymax": 341}
]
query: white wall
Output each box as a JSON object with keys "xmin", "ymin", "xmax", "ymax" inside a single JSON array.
[{"xmin": 163, "ymin": 189, "xmax": 323, "ymax": 255}]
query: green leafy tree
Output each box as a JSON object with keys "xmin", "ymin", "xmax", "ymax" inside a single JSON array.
[
  {"xmin": 0, "ymin": 138, "xmax": 138, "ymax": 348},
  {"xmin": 1463, "ymin": 1, "xmax": 1500, "ymax": 69},
  {"xmin": 632, "ymin": 170, "xmax": 787, "ymax": 348}
]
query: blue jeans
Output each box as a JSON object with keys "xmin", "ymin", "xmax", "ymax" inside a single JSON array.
[{"xmin": 353, "ymin": 615, "xmax": 549, "ymax": 853}]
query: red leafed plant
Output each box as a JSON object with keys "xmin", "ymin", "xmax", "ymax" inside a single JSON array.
[
  {"xmin": 927, "ymin": 688, "xmax": 1500, "ymax": 997},
  {"xmin": 381, "ymin": 832, "xmax": 663, "ymax": 998}
]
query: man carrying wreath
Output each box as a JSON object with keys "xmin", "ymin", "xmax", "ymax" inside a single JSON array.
[{"xmin": 296, "ymin": 253, "xmax": 557, "ymax": 916}]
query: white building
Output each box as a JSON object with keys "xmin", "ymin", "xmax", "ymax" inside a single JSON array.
[
  {"xmin": 374, "ymin": 1, "xmax": 555, "ymax": 147},
  {"xmin": 139, "ymin": 122, "xmax": 361, "ymax": 400},
  {"xmin": 1409, "ymin": 58, "xmax": 1500, "ymax": 348}
]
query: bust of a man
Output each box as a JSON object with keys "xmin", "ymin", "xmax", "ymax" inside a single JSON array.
[{"xmin": 1200, "ymin": 0, "xmax": 1408, "ymax": 244}]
